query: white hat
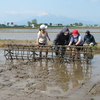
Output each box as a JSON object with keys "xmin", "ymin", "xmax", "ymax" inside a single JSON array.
[{"xmin": 40, "ymin": 24, "xmax": 47, "ymax": 29}]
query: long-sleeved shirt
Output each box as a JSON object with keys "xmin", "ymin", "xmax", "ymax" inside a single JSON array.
[
  {"xmin": 53, "ymin": 27, "xmax": 71, "ymax": 45},
  {"xmin": 84, "ymin": 34, "xmax": 96, "ymax": 45}
]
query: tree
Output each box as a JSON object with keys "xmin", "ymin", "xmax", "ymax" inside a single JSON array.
[
  {"xmin": 27, "ymin": 21, "xmax": 31, "ymax": 26},
  {"xmin": 11, "ymin": 22, "xmax": 14, "ymax": 26},
  {"xmin": 31, "ymin": 19, "xmax": 37, "ymax": 27},
  {"xmin": 7, "ymin": 22, "xmax": 9, "ymax": 26},
  {"xmin": 32, "ymin": 19, "xmax": 37, "ymax": 24},
  {"xmin": 58, "ymin": 23, "xmax": 62, "ymax": 26},
  {"xmin": 73, "ymin": 23, "xmax": 79, "ymax": 26},
  {"xmin": 49, "ymin": 23, "xmax": 52, "ymax": 26},
  {"xmin": 79, "ymin": 23, "xmax": 83, "ymax": 26},
  {"xmin": 94, "ymin": 24, "xmax": 98, "ymax": 26},
  {"xmin": 70, "ymin": 24, "xmax": 73, "ymax": 26}
]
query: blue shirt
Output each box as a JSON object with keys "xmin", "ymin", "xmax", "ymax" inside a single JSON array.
[{"xmin": 70, "ymin": 35, "xmax": 84, "ymax": 45}]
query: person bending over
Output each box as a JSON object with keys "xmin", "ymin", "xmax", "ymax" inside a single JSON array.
[
  {"xmin": 68, "ymin": 29, "xmax": 84, "ymax": 59},
  {"xmin": 53, "ymin": 27, "xmax": 71, "ymax": 57},
  {"xmin": 84, "ymin": 30, "xmax": 97, "ymax": 46}
]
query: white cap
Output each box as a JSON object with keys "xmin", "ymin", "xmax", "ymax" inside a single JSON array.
[{"xmin": 40, "ymin": 24, "xmax": 47, "ymax": 29}]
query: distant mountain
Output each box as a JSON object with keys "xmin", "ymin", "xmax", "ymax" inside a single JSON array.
[{"xmin": 15, "ymin": 14, "xmax": 100, "ymax": 26}]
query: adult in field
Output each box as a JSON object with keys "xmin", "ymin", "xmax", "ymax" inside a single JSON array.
[
  {"xmin": 84, "ymin": 30, "xmax": 97, "ymax": 46},
  {"xmin": 53, "ymin": 27, "xmax": 71, "ymax": 57}
]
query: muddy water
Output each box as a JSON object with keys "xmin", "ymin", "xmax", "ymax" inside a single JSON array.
[
  {"xmin": 0, "ymin": 48, "xmax": 100, "ymax": 98},
  {"xmin": 90, "ymin": 54, "xmax": 100, "ymax": 81}
]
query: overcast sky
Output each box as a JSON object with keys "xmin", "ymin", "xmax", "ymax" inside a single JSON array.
[{"xmin": 0, "ymin": 0, "xmax": 100, "ymax": 24}]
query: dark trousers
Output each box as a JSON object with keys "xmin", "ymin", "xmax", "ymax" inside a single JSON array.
[{"xmin": 55, "ymin": 46, "xmax": 66, "ymax": 57}]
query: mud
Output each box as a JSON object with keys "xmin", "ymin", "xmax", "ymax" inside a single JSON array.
[{"xmin": 0, "ymin": 48, "xmax": 100, "ymax": 100}]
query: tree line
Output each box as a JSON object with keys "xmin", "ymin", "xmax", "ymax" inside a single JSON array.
[
  {"xmin": 27, "ymin": 19, "xmax": 84, "ymax": 27},
  {"xmin": 0, "ymin": 19, "xmax": 99, "ymax": 28}
]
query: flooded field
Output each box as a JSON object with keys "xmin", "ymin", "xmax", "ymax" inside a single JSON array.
[
  {"xmin": 0, "ymin": 28, "xmax": 100, "ymax": 42},
  {"xmin": 0, "ymin": 28, "xmax": 100, "ymax": 100},
  {"xmin": 0, "ymin": 48, "xmax": 100, "ymax": 100}
]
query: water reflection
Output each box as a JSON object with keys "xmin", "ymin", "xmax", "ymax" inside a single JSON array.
[
  {"xmin": 70, "ymin": 62, "xmax": 92, "ymax": 88},
  {"xmin": 4, "ymin": 59, "xmax": 93, "ymax": 96}
]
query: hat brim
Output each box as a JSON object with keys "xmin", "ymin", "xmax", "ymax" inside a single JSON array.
[{"xmin": 45, "ymin": 26, "xmax": 47, "ymax": 29}]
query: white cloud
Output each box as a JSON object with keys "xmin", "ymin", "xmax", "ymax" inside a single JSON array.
[
  {"xmin": 37, "ymin": 12, "xmax": 48, "ymax": 16},
  {"xmin": 6, "ymin": 10, "xmax": 49, "ymax": 16}
]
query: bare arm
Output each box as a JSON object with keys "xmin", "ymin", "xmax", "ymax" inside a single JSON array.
[
  {"xmin": 75, "ymin": 39, "xmax": 81, "ymax": 45},
  {"xmin": 36, "ymin": 38, "xmax": 39, "ymax": 45},
  {"xmin": 68, "ymin": 41, "xmax": 73, "ymax": 46},
  {"xmin": 46, "ymin": 32, "xmax": 50, "ymax": 41},
  {"xmin": 36, "ymin": 32, "xmax": 40, "ymax": 45},
  {"xmin": 68, "ymin": 37, "xmax": 73, "ymax": 46}
]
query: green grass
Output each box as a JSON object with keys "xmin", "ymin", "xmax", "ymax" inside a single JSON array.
[{"xmin": 92, "ymin": 45, "xmax": 100, "ymax": 50}]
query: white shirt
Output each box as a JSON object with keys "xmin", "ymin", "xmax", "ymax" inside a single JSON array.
[{"xmin": 37, "ymin": 31, "xmax": 47, "ymax": 44}]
